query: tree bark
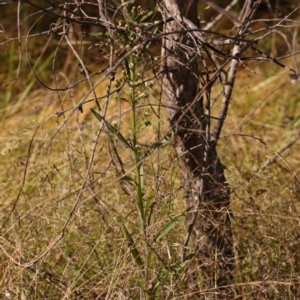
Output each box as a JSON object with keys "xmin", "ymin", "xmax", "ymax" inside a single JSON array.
[{"xmin": 161, "ymin": 0, "xmax": 234, "ymax": 298}]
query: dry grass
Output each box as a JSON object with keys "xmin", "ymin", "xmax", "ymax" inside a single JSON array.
[{"xmin": 1, "ymin": 2, "xmax": 300, "ymax": 300}]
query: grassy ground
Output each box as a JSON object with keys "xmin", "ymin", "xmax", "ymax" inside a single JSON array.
[{"xmin": 1, "ymin": 2, "xmax": 300, "ymax": 299}]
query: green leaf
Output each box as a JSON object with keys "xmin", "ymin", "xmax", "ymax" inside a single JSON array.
[
  {"xmin": 140, "ymin": 24, "xmax": 159, "ymax": 56},
  {"xmin": 293, "ymin": 116, "xmax": 300, "ymax": 128},
  {"xmin": 120, "ymin": 175, "xmax": 136, "ymax": 186},
  {"xmin": 148, "ymin": 250, "xmax": 155, "ymax": 269},
  {"xmin": 138, "ymin": 118, "xmax": 161, "ymax": 131},
  {"xmin": 135, "ymin": 92, "xmax": 147, "ymax": 102},
  {"xmin": 123, "ymin": 225, "xmax": 143, "ymax": 268},
  {"xmin": 280, "ymin": 113, "xmax": 300, "ymax": 140},
  {"xmin": 168, "ymin": 253, "xmax": 195, "ymax": 273},
  {"xmin": 144, "ymin": 130, "xmax": 174, "ymax": 158},
  {"xmin": 159, "ymin": 253, "xmax": 195, "ymax": 277},
  {"xmin": 151, "ymin": 279, "xmax": 162, "ymax": 296},
  {"xmin": 145, "ymin": 191, "xmax": 155, "ymax": 213},
  {"xmin": 124, "ymin": 57, "xmax": 131, "ymax": 77},
  {"xmin": 89, "ymin": 31, "xmax": 109, "ymax": 36},
  {"xmin": 139, "ymin": 10, "xmax": 154, "ymax": 23},
  {"xmin": 91, "ymin": 108, "xmax": 132, "ymax": 149},
  {"xmin": 151, "ymin": 208, "xmax": 190, "ymax": 245}
]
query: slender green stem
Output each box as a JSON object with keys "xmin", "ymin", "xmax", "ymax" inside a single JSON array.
[
  {"xmin": 129, "ymin": 54, "xmax": 149, "ymax": 297},
  {"xmin": 129, "ymin": 55, "xmax": 144, "ymax": 222}
]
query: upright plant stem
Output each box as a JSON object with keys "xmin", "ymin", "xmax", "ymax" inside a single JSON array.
[{"xmin": 129, "ymin": 54, "xmax": 149, "ymax": 295}]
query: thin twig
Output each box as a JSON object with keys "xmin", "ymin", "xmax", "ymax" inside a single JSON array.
[
  {"xmin": 1, "ymin": 125, "xmax": 40, "ymax": 230},
  {"xmin": 233, "ymin": 131, "xmax": 300, "ymax": 190}
]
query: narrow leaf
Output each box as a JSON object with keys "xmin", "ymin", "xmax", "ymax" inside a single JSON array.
[
  {"xmin": 139, "ymin": 10, "xmax": 154, "ymax": 23},
  {"xmin": 89, "ymin": 31, "xmax": 109, "ymax": 36},
  {"xmin": 159, "ymin": 253, "xmax": 195, "ymax": 277},
  {"xmin": 138, "ymin": 118, "xmax": 161, "ymax": 130},
  {"xmin": 144, "ymin": 130, "xmax": 174, "ymax": 158},
  {"xmin": 145, "ymin": 191, "xmax": 155, "ymax": 213},
  {"xmin": 168, "ymin": 253, "xmax": 195, "ymax": 273},
  {"xmin": 124, "ymin": 57, "xmax": 131, "ymax": 77},
  {"xmin": 121, "ymin": 175, "xmax": 136, "ymax": 185},
  {"xmin": 123, "ymin": 225, "xmax": 143, "ymax": 267},
  {"xmin": 151, "ymin": 209, "xmax": 190, "ymax": 245},
  {"xmin": 91, "ymin": 108, "xmax": 132, "ymax": 149},
  {"xmin": 140, "ymin": 24, "xmax": 159, "ymax": 55}
]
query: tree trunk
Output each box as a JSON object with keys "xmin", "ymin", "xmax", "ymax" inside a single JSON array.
[{"xmin": 161, "ymin": 0, "xmax": 234, "ymax": 298}]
